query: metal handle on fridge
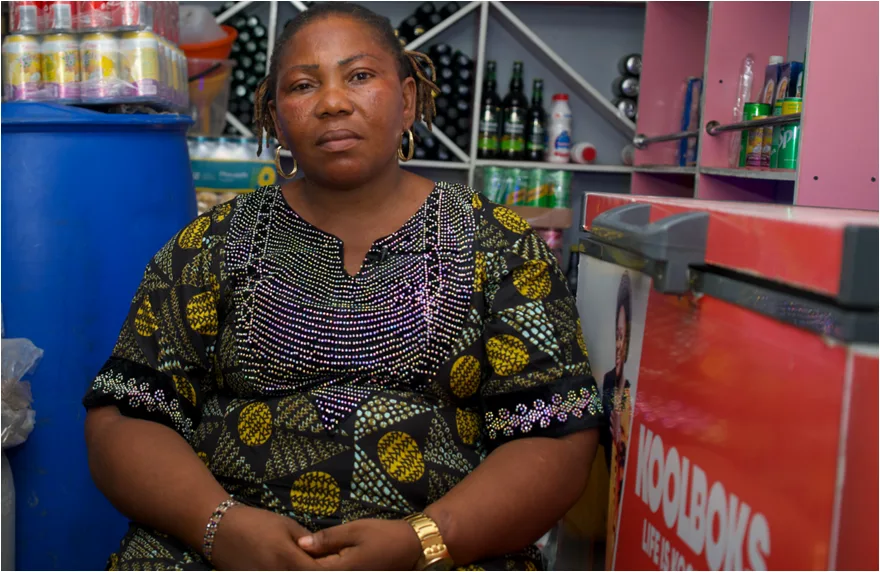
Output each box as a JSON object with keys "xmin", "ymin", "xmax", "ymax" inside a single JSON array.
[{"xmin": 581, "ymin": 203, "xmax": 709, "ymax": 294}]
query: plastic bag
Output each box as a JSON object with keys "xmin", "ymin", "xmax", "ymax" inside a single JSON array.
[
  {"xmin": 179, "ymin": 5, "xmax": 227, "ymax": 46},
  {"xmin": 1, "ymin": 338, "xmax": 43, "ymax": 448},
  {"xmin": 728, "ymin": 54, "xmax": 755, "ymax": 167}
]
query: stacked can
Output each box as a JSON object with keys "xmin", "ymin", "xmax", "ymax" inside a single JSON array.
[
  {"xmin": 774, "ymin": 98, "xmax": 802, "ymax": 170},
  {"xmin": 480, "ymin": 166, "xmax": 572, "ymax": 208},
  {"xmin": 504, "ymin": 168, "xmax": 529, "ymax": 206},
  {"xmin": 548, "ymin": 170, "xmax": 572, "ymax": 208},
  {"xmin": 41, "ymin": 33, "xmax": 81, "ymax": 101},
  {"xmin": 2, "ymin": 35, "xmax": 42, "ymax": 101},
  {"xmin": 739, "ymin": 103, "xmax": 771, "ymax": 167},
  {"xmin": 481, "ymin": 166, "xmax": 506, "ymax": 203}
]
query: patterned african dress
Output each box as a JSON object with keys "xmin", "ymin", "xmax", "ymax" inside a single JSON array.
[{"xmin": 84, "ymin": 183, "xmax": 602, "ymax": 571}]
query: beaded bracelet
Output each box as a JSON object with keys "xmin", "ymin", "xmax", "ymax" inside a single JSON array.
[{"xmin": 202, "ymin": 498, "xmax": 240, "ymax": 563}]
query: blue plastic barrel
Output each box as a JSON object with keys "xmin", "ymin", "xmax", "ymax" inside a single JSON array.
[{"xmin": 1, "ymin": 103, "xmax": 196, "ymax": 570}]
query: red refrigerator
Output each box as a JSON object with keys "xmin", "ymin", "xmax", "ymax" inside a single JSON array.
[{"xmin": 569, "ymin": 193, "xmax": 877, "ymax": 571}]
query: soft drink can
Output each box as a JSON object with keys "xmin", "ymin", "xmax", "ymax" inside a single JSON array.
[
  {"xmin": 777, "ymin": 98, "xmax": 802, "ymax": 170},
  {"xmin": 80, "ymin": 1, "xmax": 112, "ymax": 31},
  {"xmin": 504, "ymin": 168, "xmax": 529, "ymax": 206},
  {"xmin": 42, "ymin": 1, "xmax": 78, "ymax": 32},
  {"xmin": 745, "ymin": 115, "xmax": 766, "ymax": 168},
  {"xmin": 41, "ymin": 33, "xmax": 81, "ymax": 101},
  {"xmin": 548, "ymin": 170, "xmax": 572, "ymax": 208},
  {"xmin": 2, "ymin": 35, "xmax": 42, "ymax": 101},
  {"xmin": 113, "ymin": 1, "xmax": 147, "ymax": 30},
  {"xmin": 482, "ymin": 166, "xmax": 505, "ymax": 203},
  {"xmin": 120, "ymin": 30, "xmax": 159, "ymax": 99},
  {"xmin": 526, "ymin": 169, "xmax": 553, "ymax": 207},
  {"xmin": 10, "ymin": 1, "xmax": 40, "ymax": 34},
  {"xmin": 153, "ymin": 1, "xmax": 166, "ymax": 38},
  {"xmin": 176, "ymin": 48, "xmax": 187, "ymax": 107},
  {"xmin": 80, "ymin": 32, "xmax": 120, "ymax": 100},
  {"xmin": 167, "ymin": 2, "xmax": 179, "ymax": 44},
  {"xmin": 739, "ymin": 102, "xmax": 770, "ymax": 167}
]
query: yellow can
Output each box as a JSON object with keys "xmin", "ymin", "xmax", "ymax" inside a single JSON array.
[
  {"xmin": 41, "ymin": 33, "xmax": 80, "ymax": 101},
  {"xmin": 121, "ymin": 30, "xmax": 160, "ymax": 99},
  {"xmin": 2, "ymin": 34, "xmax": 41, "ymax": 101},
  {"xmin": 80, "ymin": 32, "xmax": 120, "ymax": 100}
]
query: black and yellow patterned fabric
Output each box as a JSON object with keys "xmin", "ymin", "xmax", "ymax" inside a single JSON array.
[{"xmin": 84, "ymin": 183, "xmax": 601, "ymax": 571}]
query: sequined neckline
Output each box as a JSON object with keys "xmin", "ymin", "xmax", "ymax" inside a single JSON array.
[{"xmin": 272, "ymin": 183, "xmax": 441, "ymax": 248}]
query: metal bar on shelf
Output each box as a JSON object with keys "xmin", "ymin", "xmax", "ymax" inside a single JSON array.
[
  {"xmin": 405, "ymin": 1, "xmax": 482, "ymax": 52},
  {"xmin": 705, "ymin": 113, "xmax": 801, "ymax": 136},
  {"xmin": 216, "ymin": 0, "xmax": 254, "ymax": 24},
  {"xmin": 490, "ymin": 1, "xmax": 636, "ymax": 137},
  {"xmin": 289, "ymin": 0, "xmax": 309, "ymax": 12},
  {"xmin": 267, "ymin": 0, "xmax": 279, "ymax": 62},
  {"xmin": 426, "ymin": 121, "xmax": 471, "ymax": 163},
  {"xmin": 633, "ymin": 130, "xmax": 699, "ymax": 149},
  {"xmin": 226, "ymin": 112, "xmax": 255, "ymax": 138},
  {"xmin": 467, "ymin": 1, "xmax": 490, "ymax": 188}
]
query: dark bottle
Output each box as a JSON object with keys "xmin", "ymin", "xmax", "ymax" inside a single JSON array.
[
  {"xmin": 424, "ymin": 12, "xmax": 442, "ymax": 29},
  {"xmin": 455, "ymin": 98, "xmax": 471, "ymax": 116},
  {"xmin": 612, "ymin": 76, "xmax": 639, "ymax": 98},
  {"xmin": 455, "ymin": 83, "xmax": 471, "ymax": 101},
  {"xmin": 566, "ymin": 246, "xmax": 580, "ymax": 296},
  {"xmin": 244, "ymin": 40, "xmax": 258, "ymax": 55},
  {"xmin": 433, "ymin": 115, "xmax": 448, "ymax": 130},
  {"xmin": 446, "ymin": 106, "xmax": 460, "ymax": 121},
  {"xmin": 443, "ymin": 124, "xmax": 459, "ymax": 141},
  {"xmin": 612, "ymin": 97, "xmax": 637, "ymax": 121},
  {"xmin": 421, "ymin": 132, "xmax": 439, "ymax": 159},
  {"xmin": 439, "ymin": 2, "xmax": 460, "ymax": 19},
  {"xmin": 253, "ymin": 61, "xmax": 267, "ymax": 77},
  {"xmin": 435, "ymin": 52, "xmax": 453, "ymax": 70},
  {"xmin": 477, "ymin": 60, "xmax": 502, "ymax": 159},
  {"xmin": 252, "ymin": 24, "xmax": 266, "ymax": 39},
  {"xmin": 254, "ymin": 51, "xmax": 267, "ymax": 64},
  {"xmin": 434, "ymin": 96, "xmax": 451, "ymax": 116},
  {"xmin": 437, "ymin": 146, "xmax": 452, "ymax": 162},
  {"xmin": 617, "ymin": 53, "xmax": 642, "ymax": 77},
  {"xmin": 230, "ymin": 15, "xmax": 247, "ymax": 30},
  {"xmin": 438, "ymin": 67, "xmax": 455, "ymax": 83},
  {"xmin": 525, "ymin": 78, "xmax": 547, "ymax": 161},
  {"xmin": 456, "ymin": 116, "xmax": 470, "ymax": 131},
  {"xmin": 455, "ymin": 67, "xmax": 473, "ymax": 86},
  {"xmin": 428, "ymin": 43, "xmax": 452, "ymax": 61},
  {"xmin": 398, "ymin": 16, "xmax": 424, "ymax": 45},
  {"xmin": 501, "ymin": 61, "xmax": 528, "ymax": 160},
  {"xmin": 453, "ymin": 51, "xmax": 472, "ymax": 71},
  {"xmin": 414, "ymin": 146, "xmax": 428, "ymax": 160},
  {"xmin": 438, "ymin": 81, "xmax": 454, "ymax": 97},
  {"xmin": 455, "ymin": 133, "xmax": 470, "ymax": 150},
  {"xmin": 233, "ymin": 68, "xmax": 246, "ymax": 83}
]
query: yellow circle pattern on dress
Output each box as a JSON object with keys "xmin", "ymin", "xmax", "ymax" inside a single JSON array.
[
  {"xmin": 486, "ymin": 335, "xmax": 530, "ymax": 376},
  {"xmin": 186, "ymin": 291, "xmax": 219, "ymax": 335},
  {"xmin": 456, "ymin": 408, "xmax": 481, "ymax": 445},
  {"xmin": 576, "ymin": 319, "xmax": 589, "ymax": 358},
  {"xmin": 213, "ymin": 202, "xmax": 232, "ymax": 222},
  {"xmin": 450, "ymin": 355, "xmax": 481, "ymax": 398},
  {"xmin": 197, "ymin": 451, "xmax": 209, "ymax": 467},
  {"xmin": 134, "ymin": 297, "xmax": 159, "ymax": 336},
  {"xmin": 512, "ymin": 260, "xmax": 551, "ymax": 300},
  {"xmin": 238, "ymin": 402, "xmax": 273, "ymax": 446},
  {"xmin": 290, "ymin": 471, "xmax": 341, "ymax": 516},
  {"xmin": 177, "ymin": 216, "xmax": 210, "ymax": 249},
  {"xmin": 377, "ymin": 431, "xmax": 425, "ymax": 483},
  {"xmin": 472, "ymin": 193, "xmax": 482, "ymax": 209},
  {"xmin": 493, "ymin": 206, "xmax": 530, "ymax": 234},
  {"xmin": 173, "ymin": 375, "xmax": 196, "ymax": 406},
  {"xmin": 474, "ymin": 251, "xmax": 487, "ymax": 293}
]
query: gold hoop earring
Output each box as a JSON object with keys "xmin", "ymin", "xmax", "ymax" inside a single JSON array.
[
  {"xmin": 275, "ymin": 146, "xmax": 298, "ymax": 178},
  {"xmin": 398, "ymin": 129, "xmax": 414, "ymax": 162}
]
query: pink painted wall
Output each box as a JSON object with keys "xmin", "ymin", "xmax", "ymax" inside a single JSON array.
[
  {"xmin": 795, "ymin": 2, "xmax": 879, "ymax": 210},
  {"xmin": 633, "ymin": 2, "xmax": 708, "ymax": 167},
  {"xmin": 698, "ymin": 2, "xmax": 791, "ymax": 169}
]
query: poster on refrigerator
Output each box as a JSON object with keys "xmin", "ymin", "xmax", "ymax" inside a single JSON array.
[{"xmin": 577, "ymin": 255, "xmax": 651, "ymax": 569}]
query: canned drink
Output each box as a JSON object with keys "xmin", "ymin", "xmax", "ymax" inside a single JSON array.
[
  {"xmin": 80, "ymin": 1, "xmax": 112, "ymax": 31},
  {"xmin": 41, "ymin": 33, "xmax": 81, "ymax": 101},
  {"xmin": 547, "ymin": 170, "xmax": 572, "ymax": 209},
  {"xmin": 42, "ymin": 1, "xmax": 78, "ymax": 33},
  {"xmin": 10, "ymin": 1, "xmax": 40, "ymax": 34},
  {"xmin": 113, "ymin": 1, "xmax": 149, "ymax": 30},
  {"xmin": 482, "ymin": 166, "xmax": 505, "ymax": 203},
  {"xmin": 745, "ymin": 115, "xmax": 766, "ymax": 168},
  {"xmin": 153, "ymin": 1, "xmax": 166, "ymax": 39},
  {"xmin": 738, "ymin": 102, "xmax": 771, "ymax": 167},
  {"xmin": 120, "ymin": 30, "xmax": 159, "ymax": 99},
  {"xmin": 504, "ymin": 168, "xmax": 529, "ymax": 206},
  {"xmin": 80, "ymin": 33, "xmax": 120, "ymax": 100},
  {"xmin": 167, "ymin": 2, "xmax": 179, "ymax": 44},
  {"xmin": 526, "ymin": 169, "xmax": 553, "ymax": 207},
  {"xmin": 760, "ymin": 118, "xmax": 774, "ymax": 168},
  {"xmin": 177, "ymin": 48, "xmax": 187, "ymax": 107},
  {"xmin": 777, "ymin": 98, "xmax": 802, "ymax": 170},
  {"xmin": 2, "ymin": 35, "xmax": 42, "ymax": 101}
]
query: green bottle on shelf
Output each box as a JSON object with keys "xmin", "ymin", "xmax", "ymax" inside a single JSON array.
[
  {"xmin": 526, "ymin": 78, "xmax": 547, "ymax": 161},
  {"xmin": 501, "ymin": 61, "xmax": 528, "ymax": 160},
  {"xmin": 477, "ymin": 61, "xmax": 502, "ymax": 159}
]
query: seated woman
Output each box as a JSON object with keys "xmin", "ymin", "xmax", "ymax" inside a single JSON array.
[{"xmin": 83, "ymin": 3, "xmax": 601, "ymax": 570}]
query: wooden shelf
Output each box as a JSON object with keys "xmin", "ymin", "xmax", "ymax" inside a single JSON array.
[
  {"xmin": 699, "ymin": 167, "xmax": 797, "ymax": 181},
  {"xmin": 508, "ymin": 206, "xmax": 573, "ymax": 229},
  {"xmin": 475, "ymin": 159, "xmax": 632, "ymax": 174}
]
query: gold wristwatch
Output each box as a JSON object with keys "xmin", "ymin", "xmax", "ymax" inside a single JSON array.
[{"xmin": 404, "ymin": 512, "xmax": 454, "ymax": 571}]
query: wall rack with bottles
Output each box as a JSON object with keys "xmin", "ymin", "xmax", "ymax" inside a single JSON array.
[
  {"xmin": 632, "ymin": 1, "xmax": 878, "ymax": 210},
  {"xmin": 211, "ymin": 0, "xmax": 642, "ymax": 188}
]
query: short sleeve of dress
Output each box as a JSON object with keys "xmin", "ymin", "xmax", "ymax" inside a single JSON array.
[
  {"xmin": 82, "ymin": 201, "xmax": 234, "ymax": 442},
  {"xmin": 478, "ymin": 204, "xmax": 602, "ymax": 451}
]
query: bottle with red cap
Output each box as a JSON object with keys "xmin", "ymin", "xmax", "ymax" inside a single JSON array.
[
  {"xmin": 546, "ymin": 93, "xmax": 572, "ymax": 163},
  {"xmin": 571, "ymin": 142, "xmax": 597, "ymax": 164}
]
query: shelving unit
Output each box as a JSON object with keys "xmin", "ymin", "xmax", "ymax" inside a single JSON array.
[{"xmin": 632, "ymin": 1, "xmax": 878, "ymax": 210}]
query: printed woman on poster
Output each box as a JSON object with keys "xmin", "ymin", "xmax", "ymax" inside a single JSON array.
[{"xmin": 604, "ymin": 272, "xmax": 632, "ymax": 564}]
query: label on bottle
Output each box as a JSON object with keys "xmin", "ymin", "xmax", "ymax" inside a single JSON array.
[
  {"xmin": 527, "ymin": 122, "xmax": 545, "ymax": 152},
  {"xmin": 501, "ymin": 107, "xmax": 525, "ymax": 153},
  {"xmin": 551, "ymin": 129, "xmax": 572, "ymax": 159},
  {"xmin": 478, "ymin": 106, "xmax": 499, "ymax": 152}
]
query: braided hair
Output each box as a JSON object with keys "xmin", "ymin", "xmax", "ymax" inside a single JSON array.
[{"xmin": 253, "ymin": 2, "xmax": 439, "ymax": 155}]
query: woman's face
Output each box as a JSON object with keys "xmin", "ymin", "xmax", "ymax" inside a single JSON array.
[
  {"xmin": 615, "ymin": 306, "xmax": 627, "ymax": 373},
  {"xmin": 270, "ymin": 15, "xmax": 417, "ymax": 189}
]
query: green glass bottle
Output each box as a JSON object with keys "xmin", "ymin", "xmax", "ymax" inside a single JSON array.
[{"xmin": 500, "ymin": 61, "xmax": 528, "ymax": 160}]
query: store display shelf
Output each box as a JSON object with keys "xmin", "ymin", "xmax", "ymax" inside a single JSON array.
[
  {"xmin": 633, "ymin": 165, "xmax": 696, "ymax": 175},
  {"xmin": 404, "ymin": 160, "xmax": 471, "ymax": 170},
  {"xmin": 699, "ymin": 167, "xmax": 797, "ymax": 181},
  {"xmin": 508, "ymin": 206, "xmax": 573, "ymax": 229},
  {"xmin": 475, "ymin": 159, "xmax": 632, "ymax": 173},
  {"xmin": 405, "ymin": 1, "xmax": 482, "ymax": 51}
]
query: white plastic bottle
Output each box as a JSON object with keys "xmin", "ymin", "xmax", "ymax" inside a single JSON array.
[
  {"xmin": 546, "ymin": 93, "xmax": 572, "ymax": 163},
  {"xmin": 571, "ymin": 142, "xmax": 597, "ymax": 164}
]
